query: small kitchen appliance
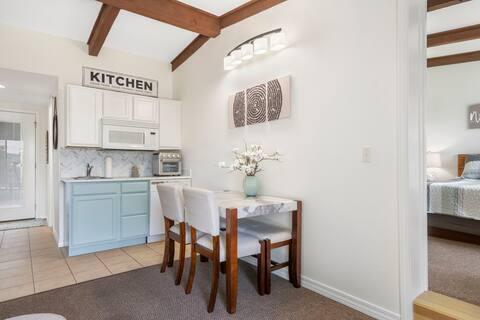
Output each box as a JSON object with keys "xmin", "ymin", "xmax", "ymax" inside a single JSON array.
[{"xmin": 153, "ymin": 151, "xmax": 182, "ymax": 176}]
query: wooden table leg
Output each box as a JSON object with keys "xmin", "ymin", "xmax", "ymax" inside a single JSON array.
[
  {"xmin": 292, "ymin": 201, "xmax": 302, "ymax": 288},
  {"xmin": 225, "ymin": 208, "xmax": 238, "ymax": 314}
]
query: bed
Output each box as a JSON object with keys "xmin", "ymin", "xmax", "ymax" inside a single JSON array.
[{"xmin": 427, "ymin": 154, "xmax": 480, "ymax": 245}]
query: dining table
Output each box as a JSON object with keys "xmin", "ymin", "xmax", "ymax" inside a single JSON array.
[{"xmin": 215, "ymin": 191, "xmax": 302, "ymax": 314}]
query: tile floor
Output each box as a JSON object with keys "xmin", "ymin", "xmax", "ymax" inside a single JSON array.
[{"xmin": 0, "ymin": 226, "xmax": 182, "ymax": 303}]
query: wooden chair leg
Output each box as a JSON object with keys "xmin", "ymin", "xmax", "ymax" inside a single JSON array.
[
  {"xmin": 161, "ymin": 218, "xmax": 173, "ymax": 273},
  {"xmin": 220, "ymin": 262, "xmax": 226, "ymax": 274},
  {"xmin": 207, "ymin": 236, "xmax": 220, "ymax": 313},
  {"xmin": 175, "ymin": 223, "xmax": 186, "ymax": 285},
  {"xmin": 168, "ymin": 238, "xmax": 175, "ymax": 267},
  {"xmin": 288, "ymin": 242, "xmax": 294, "ymax": 283},
  {"xmin": 257, "ymin": 240, "xmax": 265, "ymax": 296},
  {"xmin": 185, "ymin": 229, "xmax": 197, "ymax": 294},
  {"xmin": 265, "ymin": 239, "xmax": 271, "ymax": 295}
]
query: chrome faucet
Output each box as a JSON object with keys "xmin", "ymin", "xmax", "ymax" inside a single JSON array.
[{"xmin": 86, "ymin": 163, "xmax": 93, "ymax": 177}]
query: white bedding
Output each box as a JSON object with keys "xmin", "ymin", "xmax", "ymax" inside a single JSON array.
[{"xmin": 428, "ymin": 179, "xmax": 480, "ymax": 221}]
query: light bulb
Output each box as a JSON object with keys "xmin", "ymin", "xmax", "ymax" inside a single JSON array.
[
  {"xmin": 253, "ymin": 37, "xmax": 268, "ymax": 55},
  {"xmin": 231, "ymin": 49, "xmax": 243, "ymax": 65},
  {"xmin": 241, "ymin": 43, "xmax": 254, "ymax": 60},
  {"xmin": 224, "ymin": 55, "xmax": 235, "ymax": 71},
  {"xmin": 270, "ymin": 32, "xmax": 287, "ymax": 51}
]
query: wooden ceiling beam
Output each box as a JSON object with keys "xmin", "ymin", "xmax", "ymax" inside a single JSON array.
[
  {"xmin": 170, "ymin": 0, "xmax": 287, "ymax": 71},
  {"xmin": 219, "ymin": 0, "xmax": 286, "ymax": 29},
  {"xmin": 428, "ymin": 24, "xmax": 480, "ymax": 47},
  {"xmin": 97, "ymin": 0, "xmax": 220, "ymax": 37},
  {"xmin": 87, "ymin": 4, "xmax": 120, "ymax": 56},
  {"xmin": 171, "ymin": 35, "xmax": 209, "ymax": 71},
  {"xmin": 427, "ymin": 0, "xmax": 471, "ymax": 12},
  {"xmin": 427, "ymin": 50, "xmax": 480, "ymax": 67}
]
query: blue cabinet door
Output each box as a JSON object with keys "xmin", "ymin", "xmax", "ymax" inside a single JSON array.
[{"xmin": 71, "ymin": 194, "xmax": 120, "ymax": 246}]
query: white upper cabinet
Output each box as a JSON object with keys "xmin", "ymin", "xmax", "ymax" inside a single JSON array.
[
  {"xmin": 66, "ymin": 85, "xmax": 102, "ymax": 147},
  {"xmin": 132, "ymin": 96, "xmax": 159, "ymax": 124},
  {"xmin": 103, "ymin": 91, "xmax": 133, "ymax": 120},
  {"xmin": 159, "ymin": 99, "xmax": 182, "ymax": 149}
]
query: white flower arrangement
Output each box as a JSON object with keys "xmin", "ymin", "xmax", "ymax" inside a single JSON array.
[{"xmin": 220, "ymin": 144, "xmax": 281, "ymax": 176}]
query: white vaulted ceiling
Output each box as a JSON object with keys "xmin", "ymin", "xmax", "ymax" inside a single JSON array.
[
  {"xmin": 0, "ymin": 0, "xmax": 249, "ymax": 62},
  {"xmin": 427, "ymin": 1, "xmax": 480, "ymax": 58}
]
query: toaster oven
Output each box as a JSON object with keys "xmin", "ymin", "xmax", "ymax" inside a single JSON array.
[{"xmin": 153, "ymin": 151, "xmax": 182, "ymax": 176}]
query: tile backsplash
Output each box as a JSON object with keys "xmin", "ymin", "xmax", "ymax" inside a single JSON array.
[{"xmin": 59, "ymin": 148, "xmax": 153, "ymax": 178}]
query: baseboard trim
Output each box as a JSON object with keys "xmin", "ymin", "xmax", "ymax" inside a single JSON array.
[
  {"xmin": 242, "ymin": 257, "xmax": 400, "ymax": 320},
  {"xmin": 147, "ymin": 234, "xmax": 165, "ymax": 243}
]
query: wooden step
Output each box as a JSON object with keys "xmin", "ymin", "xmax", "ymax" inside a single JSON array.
[{"xmin": 414, "ymin": 291, "xmax": 480, "ymax": 320}]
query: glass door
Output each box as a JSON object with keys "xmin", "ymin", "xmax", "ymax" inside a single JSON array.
[{"xmin": 0, "ymin": 111, "xmax": 36, "ymax": 221}]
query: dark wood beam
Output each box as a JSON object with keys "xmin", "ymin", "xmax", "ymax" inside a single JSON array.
[
  {"xmin": 219, "ymin": 0, "xmax": 286, "ymax": 29},
  {"xmin": 428, "ymin": 50, "xmax": 480, "ymax": 67},
  {"xmin": 171, "ymin": 35, "xmax": 209, "ymax": 71},
  {"xmin": 98, "ymin": 0, "xmax": 220, "ymax": 37},
  {"xmin": 87, "ymin": 4, "xmax": 120, "ymax": 56},
  {"xmin": 170, "ymin": 0, "xmax": 287, "ymax": 71},
  {"xmin": 427, "ymin": 0, "xmax": 470, "ymax": 11},
  {"xmin": 428, "ymin": 24, "xmax": 480, "ymax": 47}
]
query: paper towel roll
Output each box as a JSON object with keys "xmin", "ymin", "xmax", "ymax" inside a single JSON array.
[{"xmin": 105, "ymin": 156, "xmax": 112, "ymax": 178}]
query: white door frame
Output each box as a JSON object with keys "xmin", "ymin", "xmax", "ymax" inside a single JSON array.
[
  {"xmin": 396, "ymin": 1, "xmax": 428, "ymax": 319},
  {"xmin": 0, "ymin": 107, "xmax": 39, "ymax": 220}
]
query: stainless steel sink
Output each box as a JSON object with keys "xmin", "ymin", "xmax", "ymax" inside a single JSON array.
[{"xmin": 72, "ymin": 176, "xmax": 110, "ymax": 180}]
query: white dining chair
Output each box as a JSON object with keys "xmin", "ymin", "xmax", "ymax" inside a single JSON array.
[
  {"xmin": 237, "ymin": 218, "xmax": 293, "ymax": 294},
  {"xmin": 183, "ymin": 187, "xmax": 266, "ymax": 313},
  {"xmin": 157, "ymin": 183, "xmax": 200, "ymax": 285}
]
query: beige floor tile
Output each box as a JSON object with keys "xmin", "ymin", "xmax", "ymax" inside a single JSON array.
[
  {"xmin": 0, "ymin": 283, "xmax": 34, "ymax": 303},
  {"xmin": 0, "ymin": 250, "xmax": 30, "ymax": 263},
  {"xmin": 1, "ymin": 240, "xmax": 29, "ymax": 249},
  {"xmin": 97, "ymin": 249, "xmax": 142, "ymax": 274},
  {"xmin": 32, "ymin": 252, "xmax": 64, "ymax": 267},
  {"xmin": 32, "ymin": 259, "xmax": 69, "ymax": 273},
  {"xmin": 0, "ymin": 273, "xmax": 33, "ymax": 290},
  {"xmin": 34, "ymin": 273, "xmax": 75, "ymax": 293},
  {"xmin": 0, "ymin": 263, "xmax": 31, "ymax": 280},
  {"xmin": 66, "ymin": 254, "xmax": 105, "ymax": 274},
  {"xmin": 146, "ymin": 241, "xmax": 165, "ymax": 254},
  {"xmin": 33, "ymin": 262, "xmax": 72, "ymax": 282},
  {"xmin": 95, "ymin": 248, "xmax": 125, "ymax": 259},
  {"xmin": 134, "ymin": 255, "xmax": 163, "ymax": 267},
  {"xmin": 106, "ymin": 261, "xmax": 142, "ymax": 274},
  {"xmin": 30, "ymin": 247, "xmax": 62, "ymax": 258},
  {"xmin": 73, "ymin": 266, "xmax": 111, "ymax": 283},
  {"xmin": 30, "ymin": 240, "xmax": 57, "ymax": 251},
  {"xmin": 0, "ymin": 258, "xmax": 31, "ymax": 272}
]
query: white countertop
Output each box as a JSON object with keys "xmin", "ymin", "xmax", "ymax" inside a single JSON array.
[{"xmin": 61, "ymin": 175, "xmax": 191, "ymax": 183}]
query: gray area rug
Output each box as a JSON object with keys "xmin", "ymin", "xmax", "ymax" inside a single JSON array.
[
  {"xmin": 429, "ymin": 236, "xmax": 480, "ymax": 306},
  {"xmin": 0, "ymin": 260, "xmax": 372, "ymax": 320},
  {"xmin": 0, "ymin": 219, "xmax": 47, "ymax": 231}
]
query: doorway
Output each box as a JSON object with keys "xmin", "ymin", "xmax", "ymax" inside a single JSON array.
[{"xmin": 0, "ymin": 111, "xmax": 36, "ymax": 222}]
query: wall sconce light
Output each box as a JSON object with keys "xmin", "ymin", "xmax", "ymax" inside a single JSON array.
[{"xmin": 224, "ymin": 28, "xmax": 287, "ymax": 71}]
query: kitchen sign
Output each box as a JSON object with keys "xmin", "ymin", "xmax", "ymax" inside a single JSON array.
[{"xmin": 82, "ymin": 67, "xmax": 158, "ymax": 97}]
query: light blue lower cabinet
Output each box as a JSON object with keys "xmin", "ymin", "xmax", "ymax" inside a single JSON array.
[{"xmin": 67, "ymin": 181, "xmax": 150, "ymax": 256}]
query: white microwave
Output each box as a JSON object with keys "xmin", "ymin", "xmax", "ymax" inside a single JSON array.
[{"xmin": 102, "ymin": 120, "xmax": 159, "ymax": 151}]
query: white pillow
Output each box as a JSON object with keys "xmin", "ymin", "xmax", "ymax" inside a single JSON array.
[{"xmin": 462, "ymin": 160, "xmax": 480, "ymax": 179}]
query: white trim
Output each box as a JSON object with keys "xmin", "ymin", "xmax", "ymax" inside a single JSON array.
[
  {"xmin": 242, "ymin": 257, "xmax": 400, "ymax": 320},
  {"xmin": 396, "ymin": 1, "xmax": 428, "ymax": 320}
]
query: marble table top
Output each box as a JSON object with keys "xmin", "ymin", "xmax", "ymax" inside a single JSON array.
[{"xmin": 215, "ymin": 191, "xmax": 298, "ymax": 219}]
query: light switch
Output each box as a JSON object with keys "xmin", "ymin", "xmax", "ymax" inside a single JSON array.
[{"xmin": 362, "ymin": 145, "xmax": 372, "ymax": 163}]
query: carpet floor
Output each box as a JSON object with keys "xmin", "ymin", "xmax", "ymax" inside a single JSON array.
[
  {"xmin": 0, "ymin": 259, "xmax": 372, "ymax": 320},
  {"xmin": 429, "ymin": 236, "xmax": 480, "ymax": 306}
]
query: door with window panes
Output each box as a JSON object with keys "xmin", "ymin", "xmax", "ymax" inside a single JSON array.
[{"xmin": 0, "ymin": 111, "xmax": 36, "ymax": 221}]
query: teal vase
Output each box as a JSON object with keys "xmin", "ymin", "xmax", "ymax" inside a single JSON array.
[{"xmin": 243, "ymin": 176, "xmax": 258, "ymax": 197}]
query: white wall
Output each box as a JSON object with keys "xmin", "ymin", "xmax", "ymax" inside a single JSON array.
[
  {"xmin": 173, "ymin": 0, "xmax": 401, "ymax": 318},
  {"xmin": 0, "ymin": 23, "xmax": 173, "ymax": 243},
  {"xmin": 426, "ymin": 61, "xmax": 480, "ymax": 179}
]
